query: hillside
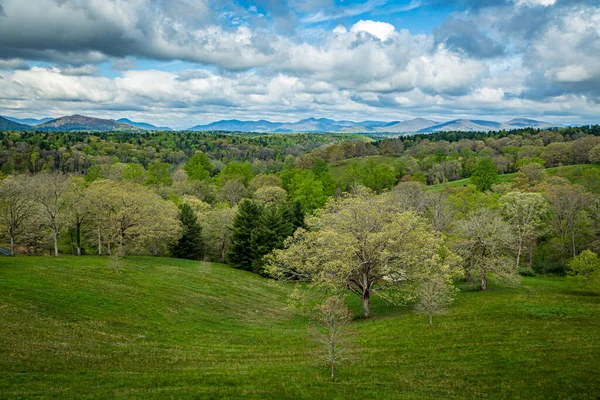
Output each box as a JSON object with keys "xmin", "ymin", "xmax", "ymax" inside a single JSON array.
[
  {"xmin": 1, "ymin": 256, "xmax": 599, "ymax": 398},
  {"xmin": 116, "ymin": 118, "xmax": 172, "ymax": 131},
  {"xmin": 37, "ymin": 115, "xmax": 141, "ymax": 132},
  {"xmin": 429, "ymin": 164, "xmax": 600, "ymax": 190},
  {"xmin": 0, "ymin": 116, "xmax": 30, "ymax": 131}
]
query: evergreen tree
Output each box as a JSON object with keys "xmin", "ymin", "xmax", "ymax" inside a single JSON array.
[
  {"xmin": 252, "ymin": 206, "xmax": 292, "ymax": 273},
  {"xmin": 171, "ymin": 203, "xmax": 204, "ymax": 260},
  {"xmin": 228, "ymin": 199, "xmax": 263, "ymax": 270}
]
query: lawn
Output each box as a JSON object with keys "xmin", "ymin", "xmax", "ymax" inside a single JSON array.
[
  {"xmin": 1, "ymin": 256, "xmax": 599, "ymax": 399},
  {"xmin": 429, "ymin": 164, "xmax": 600, "ymax": 191}
]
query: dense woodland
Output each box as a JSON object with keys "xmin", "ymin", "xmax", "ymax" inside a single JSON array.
[{"xmin": 2, "ymin": 125, "xmax": 600, "ymax": 299}]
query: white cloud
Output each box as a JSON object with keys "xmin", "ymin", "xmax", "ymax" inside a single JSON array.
[
  {"xmin": 350, "ymin": 20, "xmax": 396, "ymax": 41},
  {"xmin": 514, "ymin": 0, "xmax": 556, "ymax": 7}
]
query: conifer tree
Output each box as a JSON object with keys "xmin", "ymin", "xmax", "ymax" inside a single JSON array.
[
  {"xmin": 228, "ymin": 199, "xmax": 262, "ymax": 270},
  {"xmin": 171, "ymin": 203, "xmax": 204, "ymax": 260}
]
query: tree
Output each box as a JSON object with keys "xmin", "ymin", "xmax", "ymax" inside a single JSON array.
[
  {"xmin": 567, "ymin": 249, "xmax": 600, "ymax": 293},
  {"xmin": 218, "ymin": 162, "xmax": 254, "ymax": 186},
  {"xmin": 201, "ymin": 205, "xmax": 236, "ymax": 262},
  {"xmin": 184, "ymin": 152, "xmax": 213, "ymax": 181},
  {"xmin": 309, "ymin": 297, "xmax": 354, "ymax": 382},
  {"xmin": 470, "ymin": 158, "xmax": 498, "ymax": 192},
  {"xmin": 0, "ymin": 175, "xmax": 34, "ymax": 255},
  {"xmin": 500, "ymin": 192, "xmax": 548, "ymax": 268},
  {"xmin": 289, "ymin": 171, "xmax": 328, "ymax": 212},
  {"xmin": 415, "ymin": 276, "xmax": 457, "ymax": 326},
  {"xmin": 67, "ymin": 177, "xmax": 91, "ymax": 256},
  {"xmin": 121, "ymin": 163, "xmax": 146, "ymax": 184},
  {"xmin": 541, "ymin": 143, "xmax": 572, "ymax": 167},
  {"xmin": 267, "ymin": 191, "xmax": 459, "ymax": 318},
  {"xmin": 228, "ymin": 199, "xmax": 262, "ymax": 271},
  {"xmin": 87, "ymin": 180, "xmax": 179, "ymax": 271},
  {"xmin": 171, "ymin": 203, "xmax": 204, "ymax": 260},
  {"xmin": 146, "ymin": 162, "xmax": 172, "ymax": 186},
  {"xmin": 455, "ymin": 209, "xmax": 515, "ymax": 290},
  {"xmin": 425, "ymin": 191, "xmax": 455, "ymax": 232},
  {"xmin": 219, "ymin": 179, "xmax": 248, "ymax": 207},
  {"xmin": 546, "ymin": 183, "xmax": 593, "ymax": 258},
  {"xmin": 251, "ymin": 206, "xmax": 294, "ymax": 273},
  {"xmin": 32, "ymin": 172, "xmax": 72, "ymax": 256},
  {"xmin": 513, "ymin": 163, "xmax": 546, "ymax": 189},
  {"xmin": 253, "ymin": 186, "xmax": 287, "ymax": 206}
]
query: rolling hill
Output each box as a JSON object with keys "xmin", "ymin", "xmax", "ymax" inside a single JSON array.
[
  {"xmin": 116, "ymin": 118, "xmax": 172, "ymax": 131},
  {"xmin": 0, "ymin": 116, "xmax": 31, "ymax": 131},
  {"xmin": 3, "ymin": 116, "xmax": 54, "ymax": 125},
  {"xmin": 0, "ymin": 256, "xmax": 598, "ymax": 398},
  {"xmin": 37, "ymin": 115, "xmax": 141, "ymax": 132}
]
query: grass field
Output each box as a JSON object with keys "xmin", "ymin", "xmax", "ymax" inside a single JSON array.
[
  {"xmin": 1, "ymin": 256, "xmax": 599, "ymax": 399},
  {"xmin": 430, "ymin": 164, "xmax": 600, "ymax": 191}
]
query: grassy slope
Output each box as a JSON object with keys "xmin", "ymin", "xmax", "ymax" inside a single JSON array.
[
  {"xmin": 328, "ymin": 155, "xmax": 399, "ymax": 179},
  {"xmin": 430, "ymin": 164, "xmax": 600, "ymax": 191},
  {"xmin": 1, "ymin": 256, "xmax": 599, "ymax": 399}
]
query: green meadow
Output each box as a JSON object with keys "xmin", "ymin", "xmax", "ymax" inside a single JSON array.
[{"xmin": 1, "ymin": 256, "xmax": 599, "ymax": 399}]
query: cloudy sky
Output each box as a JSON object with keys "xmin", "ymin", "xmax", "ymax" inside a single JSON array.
[{"xmin": 0, "ymin": 0, "xmax": 598, "ymax": 128}]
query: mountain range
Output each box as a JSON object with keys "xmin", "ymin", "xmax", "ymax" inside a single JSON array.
[{"xmin": 0, "ymin": 114, "xmax": 558, "ymax": 133}]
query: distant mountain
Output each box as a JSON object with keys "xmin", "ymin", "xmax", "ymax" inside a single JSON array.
[
  {"xmin": 419, "ymin": 119, "xmax": 504, "ymax": 133},
  {"xmin": 377, "ymin": 118, "xmax": 438, "ymax": 133},
  {"xmin": 189, "ymin": 119, "xmax": 284, "ymax": 132},
  {"xmin": 116, "ymin": 118, "xmax": 172, "ymax": 131},
  {"xmin": 0, "ymin": 116, "xmax": 31, "ymax": 131},
  {"xmin": 504, "ymin": 118, "xmax": 555, "ymax": 129},
  {"xmin": 3, "ymin": 116, "xmax": 54, "ymax": 126},
  {"xmin": 37, "ymin": 115, "xmax": 141, "ymax": 132}
]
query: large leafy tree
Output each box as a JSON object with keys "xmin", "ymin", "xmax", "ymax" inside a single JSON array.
[
  {"xmin": 184, "ymin": 152, "xmax": 213, "ymax": 181},
  {"xmin": 470, "ymin": 158, "xmax": 498, "ymax": 192},
  {"xmin": 500, "ymin": 192, "xmax": 548, "ymax": 268},
  {"xmin": 171, "ymin": 203, "xmax": 204, "ymax": 260},
  {"xmin": 0, "ymin": 175, "xmax": 34, "ymax": 256},
  {"xmin": 267, "ymin": 191, "xmax": 460, "ymax": 318}
]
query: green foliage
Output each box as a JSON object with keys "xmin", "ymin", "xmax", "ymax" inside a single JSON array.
[
  {"xmin": 146, "ymin": 162, "xmax": 172, "ymax": 186},
  {"xmin": 287, "ymin": 170, "xmax": 328, "ymax": 212},
  {"xmin": 518, "ymin": 267, "xmax": 537, "ymax": 277},
  {"xmin": 470, "ymin": 158, "xmax": 498, "ymax": 191},
  {"xmin": 567, "ymin": 249, "xmax": 600, "ymax": 293},
  {"xmin": 228, "ymin": 199, "xmax": 263, "ymax": 270},
  {"xmin": 218, "ymin": 162, "xmax": 254, "ymax": 186},
  {"xmin": 84, "ymin": 165, "xmax": 101, "ymax": 182},
  {"xmin": 170, "ymin": 203, "xmax": 204, "ymax": 260},
  {"xmin": 344, "ymin": 159, "xmax": 397, "ymax": 193},
  {"xmin": 185, "ymin": 152, "xmax": 213, "ymax": 181},
  {"xmin": 121, "ymin": 163, "xmax": 146, "ymax": 184}
]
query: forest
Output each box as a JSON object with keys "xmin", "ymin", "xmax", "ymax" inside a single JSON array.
[{"xmin": 2, "ymin": 125, "xmax": 600, "ymax": 279}]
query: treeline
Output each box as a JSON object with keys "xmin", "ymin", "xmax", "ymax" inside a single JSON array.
[
  {"xmin": 296, "ymin": 125, "xmax": 600, "ymax": 188},
  {"xmin": 0, "ymin": 130, "xmax": 365, "ymax": 175}
]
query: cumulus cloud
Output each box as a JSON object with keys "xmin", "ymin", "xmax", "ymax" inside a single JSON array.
[{"xmin": 0, "ymin": 0, "xmax": 598, "ymax": 125}]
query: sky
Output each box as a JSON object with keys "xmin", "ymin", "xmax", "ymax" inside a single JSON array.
[{"xmin": 0, "ymin": 0, "xmax": 598, "ymax": 129}]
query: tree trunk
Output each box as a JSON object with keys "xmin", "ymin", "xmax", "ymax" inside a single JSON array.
[
  {"xmin": 97, "ymin": 230, "xmax": 102, "ymax": 255},
  {"xmin": 10, "ymin": 235, "xmax": 15, "ymax": 256},
  {"xmin": 107, "ymin": 242, "xmax": 112, "ymax": 256},
  {"xmin": 362, "ymin": 290, "xmax": 370, "ymax": 318},
  {"xmin": 429, "ymin": 312, "xmax": 433, "ymax": 326},
  {"xmin": 481, "ymin": 272, "xmax": 487, "ymax": 291},
  {"xmin": 76, "ymin": 222, "xmax": 82, "ymax": 256},
  {"xmin": 571, "ymin": 230, "xmax": 577, "ymax": 258},
  {"xmin": 516, "ymin": 236, "xmax": 523, "ymax": 268},
  {"xmin": 53, "ymin": 230, "xmax": 59, "ymax": 257},
  {"xmin": 331, "ymin": 361, "xmax": 335, "ymax": 382}
]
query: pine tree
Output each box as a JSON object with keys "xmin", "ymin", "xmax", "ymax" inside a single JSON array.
[
  {"xmin": 251, "ymin": 206, "xmax": 295, "ymax": 273},
  {"xmin": 171, "ymin": 203, "xmax": 204, "ymax": 260},
  {"xmin": 228, "ymin": 199, "xmax": 262, "ymax": 270}
]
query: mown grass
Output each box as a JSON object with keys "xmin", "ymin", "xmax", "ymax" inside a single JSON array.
[
  {"xmin": 1, "ymin": 256, "xmax": 599, "ymax": 399},
  {"xmin": 429, "ymin": 164, "xmax": 600, "ymax": 191}
]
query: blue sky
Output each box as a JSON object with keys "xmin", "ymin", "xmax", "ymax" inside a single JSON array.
[{"xmin": 0, "ymin": 0, "xmax": 598, "ymax": 128}]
